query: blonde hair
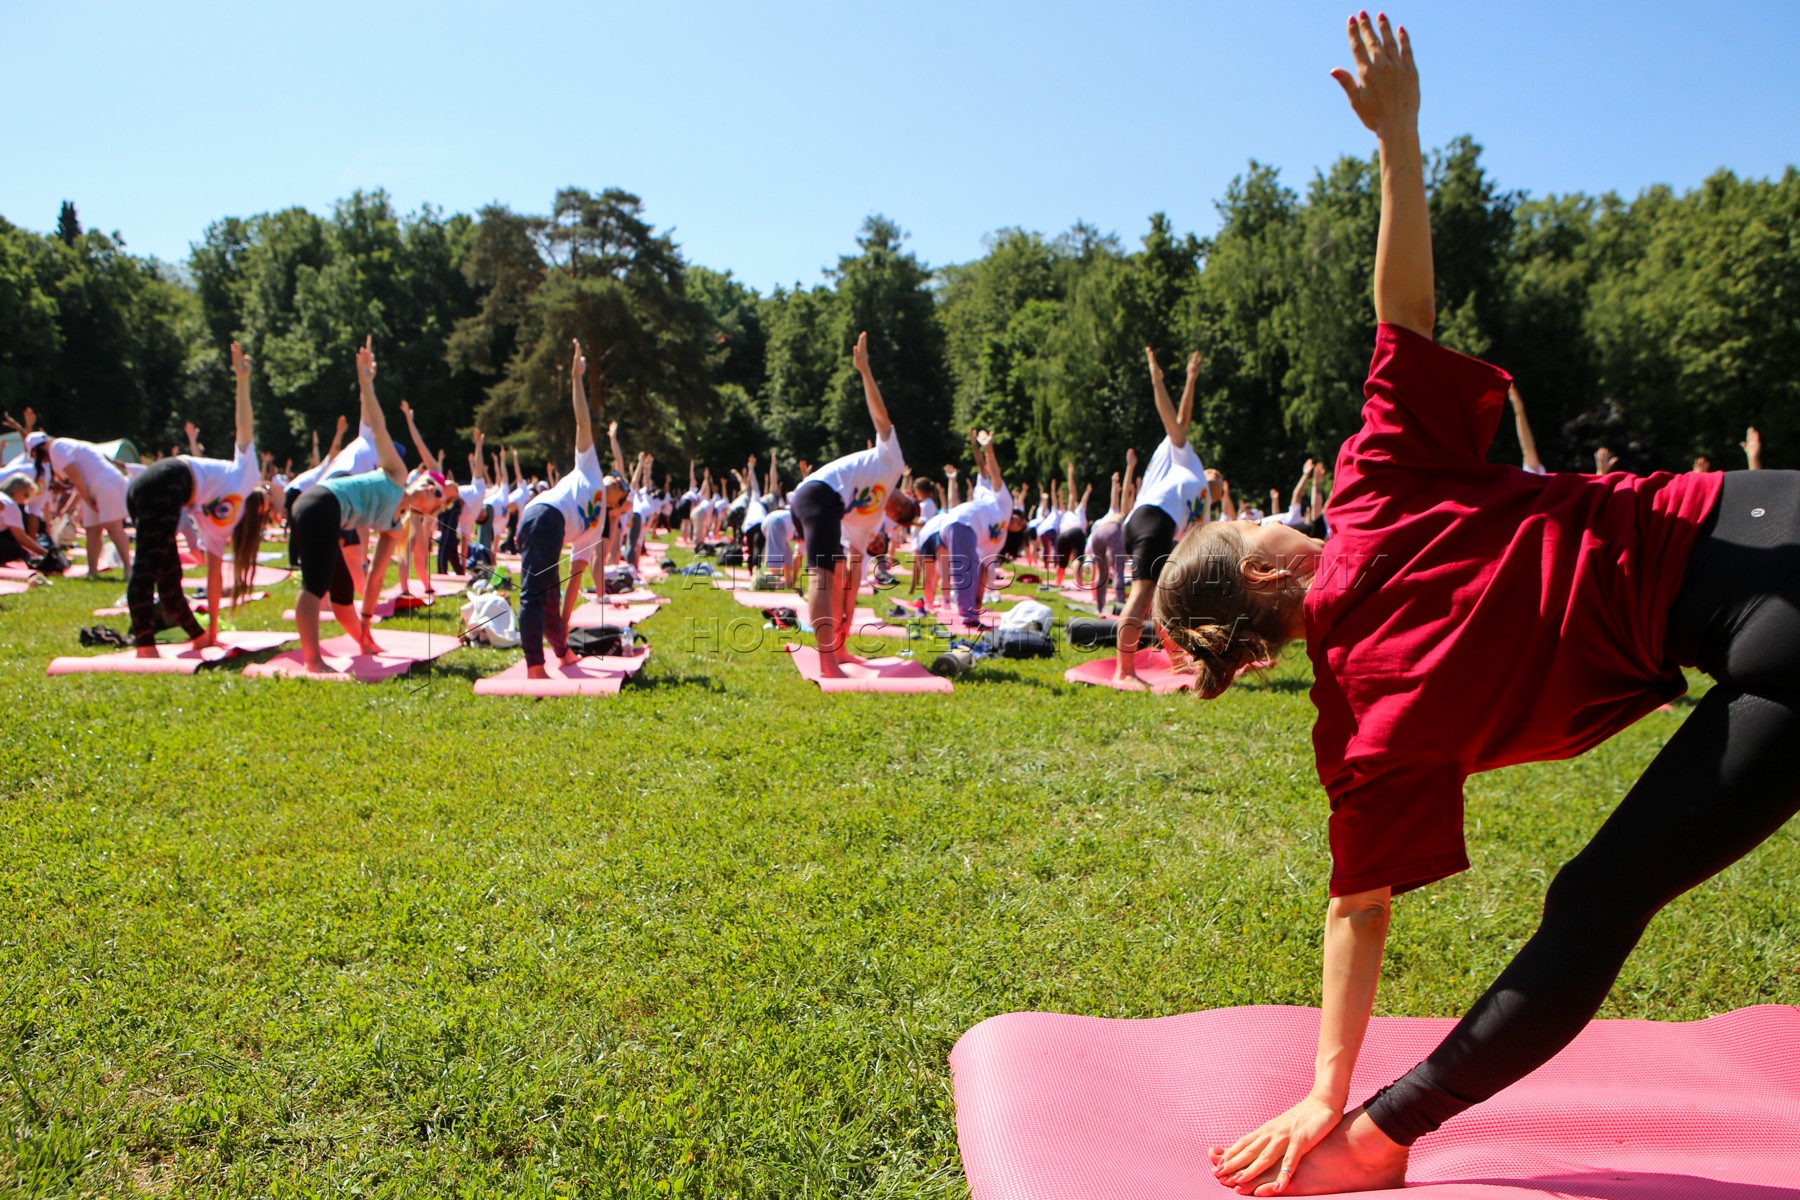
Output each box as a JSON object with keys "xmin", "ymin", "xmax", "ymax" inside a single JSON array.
[{"xmin": 1151, "ymin": 522, "xmax": 1302, "ymax": 699}]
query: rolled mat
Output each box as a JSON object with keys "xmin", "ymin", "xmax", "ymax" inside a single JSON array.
[
  {"xmin": 950, "ymin": 1004, "xmax": 1800, "ymax": 1200},
  {"xmin": 242, "ymin": 630, "xmax": 458, "ymax": 682},
  {"xmin": 1062, "ymin": 648, "xmax": 1194, "ymax": 694},
  {"xmin": 784, "ymin": 643, "xmax": 952, "ymax": 694},
  {"xmin": 47, "ymin": 631, "xmax": 296, "ymax": 676},
  {"xmin": 471, "ymin": 647, "xmax": 651, "ymax": 697},
  {"xmin": 568, "ymin": 601, "xmax": 662, "ymax": 628}
]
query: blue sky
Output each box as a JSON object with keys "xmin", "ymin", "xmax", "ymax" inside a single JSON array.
[{"xmin": 5, "ymin": 0, "xmax": 1796, "ymax": 294}]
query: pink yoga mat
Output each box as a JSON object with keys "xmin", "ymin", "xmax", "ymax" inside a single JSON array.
[
  {"xmin": 1063, "ymin": 648, "xmax": 1196, "ymax": 694},
  {"xmin": 472, "ymin": 647, "xmax": 650, "ymax": 697},
  {"xmin": 184, "ymin": 563, "xmax": 291, "ymax": 587},
  {"xmin": 47, "ymin": 631, "xmax": 295, "ymax": 676},
  {"xmin": 951, "ymin": 1004, "xmax": 1800, "ymax": 1200},
  {"xmin": 0, "ymin": 566, "xmax": 41, "ymax": 581},
  {"xmin": 784, "ymin": 643, "xmax": 952, "ymax": 694},
  {"xmin": 93, "ymin": 591, "xmax": 268, "ymax": 617},
  {"xmin": 0, "ymin": 579, "xmax": 29, "ymax": 595},
  {"xmin": 586, "ymin": 588, "xmax": 668, "ymax": 605},
  {"xmin": 242, "ymin": 630, "xmax": 458, "ymax": 682},
  {"xmin": 725, "ymin": 589, "xmax": 811, "ymax": 609},
  {"xmin": 390, "ymin": 574, "xmax": 468, "ymax": 596},
  {"xmin": 568, "ymin": 601, "xmax": 662, "ymax": 627}
]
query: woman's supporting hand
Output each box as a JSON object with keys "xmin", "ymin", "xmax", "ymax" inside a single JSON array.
[{"xmin": 1210, "ymin": 1095, "xmax": 1344, "ymax": 1195}]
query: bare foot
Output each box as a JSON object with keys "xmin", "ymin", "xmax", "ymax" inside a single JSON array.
[
  {"xmin": 134, "ymin": 646, "xmax": 159, "ymax": 659},
  {"xmin": 1234, "ymin": 1108, "xmax": 1407, "ymax": 1196},
  {"xmin": 1111, "ymin": 670, "xmax": 1147, "ymax": 691},
  {"xmin": 526, "ymin": 665, "xmax": 550, "ymax": 680},
  {"xmin": 557, "ymin": 651, "xmax": 579, "ymax": 667},
  {"xmin": 302, "ymin": 658, "xmax": 332, "ymax": 675},
  {"xmin": 815, "ymin": 655, "xmax": 849, "ymax": 680}
]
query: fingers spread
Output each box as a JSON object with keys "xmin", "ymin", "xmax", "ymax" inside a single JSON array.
[
  {"xmin": 1329, "ymin": 66, "xmax": 1359, "ymax": 103},
  {"xmin": 1346, "ymin": 14, "xmax": 1370, "ymax": 69}
]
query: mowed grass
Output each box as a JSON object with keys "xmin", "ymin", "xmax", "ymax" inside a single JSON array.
[{"xmin": 0, "ymin": 549, "xmax": 1794, "ymax": 1198}]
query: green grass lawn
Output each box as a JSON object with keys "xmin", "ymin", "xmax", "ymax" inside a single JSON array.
[{"xmin": 1, "ymin": 549, "xmax": 1794, "ymax": 1197}]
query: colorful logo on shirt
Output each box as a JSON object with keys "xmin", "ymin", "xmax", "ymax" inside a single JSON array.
[
  {"xmin": 202, "ymin": 495, "xmax": 242, "ymax": 528},
  {"xmin": 986, "ymin": 522, "xmax": 1002, "ymax": 543},
  {"xmin": 849, "ymin": 483, "xmax": 887, "ymax": 517},
  {"xmin": 576, "ymin": 494, "xmax": 604, "ymax": 532},
  {"xmin": 1186, "ymin": 495, "xmax": 1207, "ymax": 523}
]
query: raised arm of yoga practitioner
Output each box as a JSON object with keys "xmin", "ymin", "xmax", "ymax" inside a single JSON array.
[
  {"xmin": 1508, "ymin": 385, "xmax": 1545, "ymax": 474},
  {"xmin": 1208, "ymin": 13, "xmax": 1421, "ymax": 1195},
  {"xmin": 352, "ymin": 338, "xmax": 446, "ymax": 636}
]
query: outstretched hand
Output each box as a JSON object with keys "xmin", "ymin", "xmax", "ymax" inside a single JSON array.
[
  {"xmin": 230, "ymin": 340, "xmax": 251, "ymax": 379},
  {"xmin": 1145, "ymin": 347, "xmax": 1163, "ymax": 382},
  {"xmin": 572, "ymin": 338, "xmax": 587, "ymax": 377},
  {"xmin": 976, "ymin": 429, "xmax": 993, "ymax": 449},
  {"xmin": 356, "ymin": 335, "xmax": 378, "ymax": 385},
  {"xmin": 607, "ymin": 421, "xmax": 618, "ymax": 438},
  {"xmin": 1330, "ymin": 11, "xmax": 1417, "ymax": 138},
  {"xmin": 1125, "ymin": 446, "xmax": 1137, "ymax": 468},
  {"xmin": 399, "ymin": 400, "xmax": 412, "ymax": 418},
  {"xmin": 335, "ymin": 414, "xmax": 349, "ymax": 435},
  {"xmin": 853, "ymin": 330, "xmax": 871, "ymax": 373},
  {"xmin": 1185, "ymin": 350, "xmax": 1203, "ymax": 381}
]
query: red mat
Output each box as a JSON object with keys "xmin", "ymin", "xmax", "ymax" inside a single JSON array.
[
  {"xmin": 242, "ymin": 630, "xmax": 458, "ymax": 682},
  {"xmin": 93, "ymin": 591, "xmax": 268, "ymax": 617},
  {"xmin": 784, "ymin": 643, "xmax": 952, "ymax": 694},
  {"xmin": 568, "ymin": 601, "xmax": 662, "ymax": 628},
  {"xmin": 1063, "ymin": 648, "xmax": 1195, "ymax": 694},
  {"xmin": 47, "ymin": 631, "xmax": 295, "ymax": 676},
  {"xmin": 951, "ymin": 1004, "xmax": 1800, "ymax": 1200},
  {"xmin": 471, "ymin": 647, "xmax": 651, "ymax": 697},
  {"xmin": 184, "ymin": 563, "xmax": 291, "ymax": 587}
]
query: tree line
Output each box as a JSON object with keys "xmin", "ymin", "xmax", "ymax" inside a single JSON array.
[{"xmin": 3, "ymin": 139, "xmax": 1795, "ymax": 505}]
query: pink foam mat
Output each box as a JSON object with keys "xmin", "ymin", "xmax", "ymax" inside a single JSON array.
[
  {"xmin": 586, "ymin": 588, "xmax": 669, "ymax": 605},
  {"xmin": 951, "ymin": 1004, "xmax": 1800, "ymax": 1200},
  {"xmin": 784, "ymin": 643, "xmax": 952, "ymax": 694},
  {"xmin": 389, "ymin": 574, "xmax": 469, "ymax": 596},
  {"xmin": 184, "ymin": 563, "xmax": 292, "ymax": 587},
  {"xmin": 242, "ymin": 630, "xmax": 458, "ymax": 682},
  {"xmin": 0, "ymin": 579, "xmax": 35, "ymax": 595},
  {"xmin": 47, "ymin": 631, "xmax": 295, "ymax": 676},
  {"xmin": 568, "ymin": 601, "xmax": 663, "ymax": 628},
  {"xmin": 1063, "ymin": 648, "xmax": 1195, "ymax": 694},
  {"xmin": 93, "ymin": 591, "xmax": 268, "ymax": 618},
  {"xmin": 471, "ymin": 647, "xmax": 651, "ymax": 697},
  {"xmin": 0, "ymin": 566, "xmax": 41, "ymax": 581}
]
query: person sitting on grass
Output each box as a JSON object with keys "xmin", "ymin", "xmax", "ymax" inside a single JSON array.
[
  {"xmin": 787, "ymin": 332, "xmax": 917, "ymax": 679},
  {"xmin": 0, "ymin": 470, "xmax": 42, "ymax": 567},
  {"xmin": 125, "ymin": 341, "xmax": 271, "ymax": 658},
  {"xmin": 1154, "ymin": 15, "xmax": 1790, "ymax": 1194},
  {"xmin": 1113, "ymin": 346, "xmax": 1207, "ymax": 688},
  {"xmin": 289, "ymin": 337, "xmax": 447, "ymax": 674}
]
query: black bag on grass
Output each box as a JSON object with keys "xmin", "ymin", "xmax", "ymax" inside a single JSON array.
[
  {"xmin": 566, "ymin": 625, "xmax": 644, "ymax": 657},
  {"xmin": 603, "ymin": 567, "xmax": 636, "ymax": 595},
  {"xmin": 982, "ymin": 629, "xmax": 1055, "ymax": 659},
  {"xmin": 716, "ymin": 545, "xmax": 745, "ymax": 568}
]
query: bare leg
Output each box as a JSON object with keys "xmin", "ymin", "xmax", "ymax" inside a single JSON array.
[
  {"xmin": 343, "ymin": 540, "xmax": 369, "ymax": 598},
  {"xmin": 295, "ymin": 591, "xmax": 329, "ymax": 672},
  {"xmin": 808, "ymin": 560, "xmax": 848, "ymax": 678},
  {"xmin": 1113, "ymin": 576, "xmax": 1156, "ymax": 688}
]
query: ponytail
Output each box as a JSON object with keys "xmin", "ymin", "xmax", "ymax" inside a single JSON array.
[
  {"xmin": 229, "ymin": 487, "xmax": 271, "ymax": 603},
  {"xmin": 1152, "ymin": 521, "xmax": 1298, "ymax": 699}
]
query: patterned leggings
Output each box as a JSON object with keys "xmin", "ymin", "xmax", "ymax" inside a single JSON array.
[{"xmin": 125, "ymin": 459, "xmax": 205, "ymax": 648}]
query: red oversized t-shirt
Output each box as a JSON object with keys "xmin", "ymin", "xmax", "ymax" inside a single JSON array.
[{"xmin": 1306, "ymin": 324, "xmax": 1723, "ymax": 896}]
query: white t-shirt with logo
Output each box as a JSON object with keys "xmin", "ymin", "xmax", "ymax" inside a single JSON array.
[
  {"xmin": 181, "ymin": 441, "xmax": 262, "ymax": 557},
  {"xmin": 948, "ymin": 479, "xmax": 1014, "ymax": 560},
  {"xmin": 525, "ymin": 445, "xmax": 604, "ymax": 546},
  {"xmin": 801, "ymin": 427, "xmax": 905, "ymax": 550},
  {"xmin": 1131, "ymin": 436, "xmax": 1208, "ymax": 535}
]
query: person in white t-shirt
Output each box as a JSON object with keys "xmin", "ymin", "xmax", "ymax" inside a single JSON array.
[
  {"xmin": 31, "ymin": 431, "xmax": 133, "ymax": 578},
  {"xmin": 0, "ymin": 471, "xmax": 40, "ymax": 566},
  {"xmin": 941, "ymin": 431, "xmax": 1025, "ymax": 630},
  {"xmin": 1087, "ymin": 447, "xmax": 1137, "ymax": 613},
  {"xmin": 124, "ymin": 341, "xmax": 272, "ymax": 654},
  {"xmin": 787, "ymin": 331, "xmax": 918, "ymax": 678},
  {"xmin": 1116, "ymin": 347, "xmax": 1208, "ymax": 687},
  {"xmin": 516, "ymin": 341, "xmax": 631, "ymax": 678},
  {"xmin": 912, "ymin": 465, "xmax": 960, "ymax": 608},
  {"xmin": 1053, "ymin": 461, "xmax": 1094, "ymax": 590}
]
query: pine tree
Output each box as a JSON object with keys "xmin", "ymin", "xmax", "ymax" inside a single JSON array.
[{"xmin": 55, "ymin": 201, "xmax": 81, "ymax": 246}]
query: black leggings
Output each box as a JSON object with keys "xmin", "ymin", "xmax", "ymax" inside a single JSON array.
[
  {"xmin": 791, "ymin": 481, "xmax": 846, "ymax": 573},
  {"xmin": 516, "ymin": 504, "xmax": 567, "ymax": 668},
  {"xmin": 290, "ymin": 489, "xmax": 356, "ymax": 606},
  {"xmin": 1367, "ymin": 469, "xmax": 1800, "ymax": 1145},
  {"xmin": 125, "ymin": 459, "xmax": 204, "ymax": 648}
]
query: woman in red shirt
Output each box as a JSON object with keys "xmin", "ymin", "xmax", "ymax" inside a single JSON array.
[{"xmin": 1156, "ymin": 15, "xmax": 1792, "ymax": 1195}]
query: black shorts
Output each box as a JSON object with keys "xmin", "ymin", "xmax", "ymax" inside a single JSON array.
[
  {"xmin": 1055, "ymin": 525, "xmax": 1087, "ymax": 562},
  {"xmin": 1124, "ymin": 506, "xmax": 1179, "ymax": 583},
  {"xmin": 790, "ymin": 481, "xmax": 845, "ymax": 572},
  {"xmin": 290, "ymin": 488, "xmax": 355, "ymax": 606}
]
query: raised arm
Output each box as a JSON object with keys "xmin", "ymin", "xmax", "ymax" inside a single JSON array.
[
  {"xmin": 1144, "ymin": 349, "xmax": 1201, "ymax": 448},
  {"xmin": 1741, "ymin": 427, "xmax": 1763, "ymax": 471},
  {"xmin": 1110, "ymin": 472, "xmax": 1123, "ymax": 513},
  {"xmin": 943, "ymin": 464, "xmax": 960, "ymax": 510},
  {"xmin": 1292, "ymin": 460, "xmax": 1315, "ymax": 511},
  {"xmin": 851, "ymin": 332, "xmax": 894, "ymax": 442},
  {"xmin": 229, "ymin": 341, "xmax": 254, "ymax": 453},
  {"xmin": 568, "ymin": 340, "xmax": 594, "ymax": 456},
  {"xmin": 184, "ymin": 420, "xmax": 203, "ymax": 456},
  {"xmin": 1335, "ymin": 12, "xmax": 1431, "ymax": 337},
  {"xmin": 468, "ymin": 428, "xmax": 487, "ymax": 485},
  {"xmin": 325, "ymin": 415, "xmax": 347, "ymax": 465},
  {"xmin": 606, "ymin": 421, "xmax": 627, "ymax": 479},
  {"xmin": 355, "ymin": 337, "xmax": 406, "ymax": 484},
  {"xmin": 1509, "ymin": 386, "xmax": 1542, "ymax": 473},
  {"xmin": 1122, "ymin": 446, "xmax": 1139, "ymax": 507},
  {"xmin": 767, "ymin": 449, "xmax": 780, "ymax": 499},
  {"xmin": 398, "ymin": 400, "xmax": 443, "ymax": 474},
  {"xmin": 978, "ymin": 430, "xmax": 1005, "ymax": 496}
]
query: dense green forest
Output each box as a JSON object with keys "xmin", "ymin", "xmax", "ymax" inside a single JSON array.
[{"xmin": 4, "ymin": 138, "xmax": 1796, "ymax": 502}]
